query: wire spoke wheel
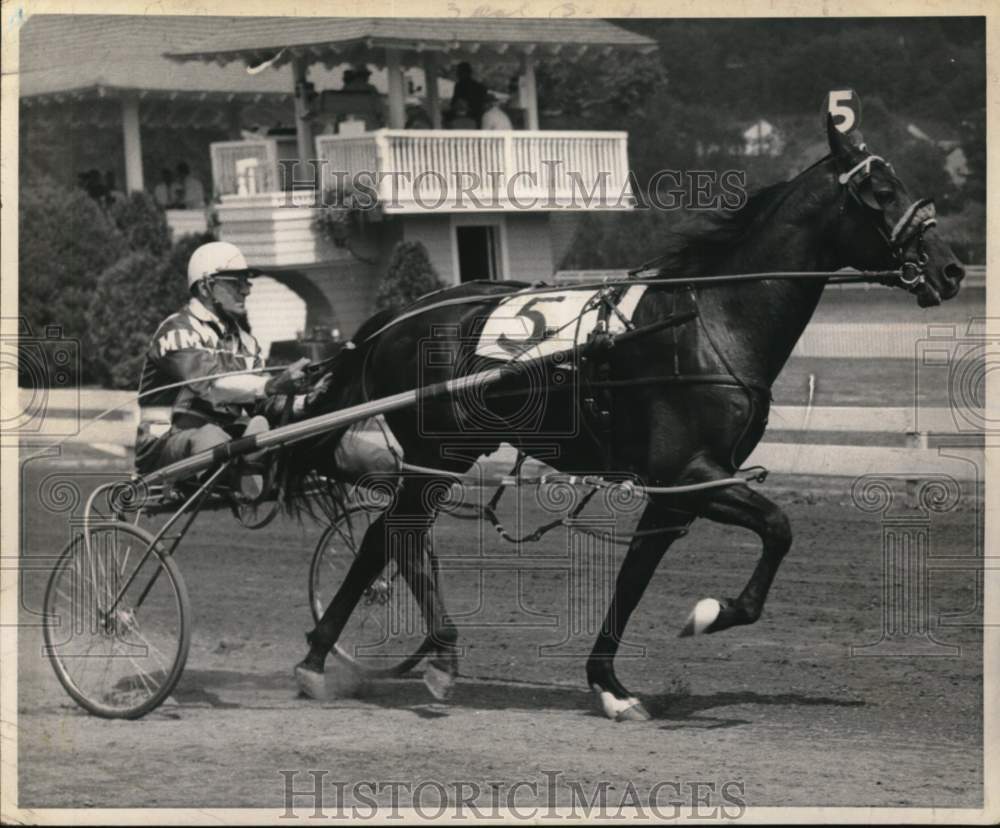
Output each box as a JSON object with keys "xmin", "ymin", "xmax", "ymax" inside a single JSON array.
[
  {"xmin": 309, "ymin": 506, "xmax": 433, "ymax": 678},
  {"xmin": 43, "ymin": 522, "xmax": 191, "ymax": 719}
]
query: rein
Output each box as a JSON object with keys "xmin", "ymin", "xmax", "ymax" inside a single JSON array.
[{"xmin": 358, "ymin": 268, "xmax": 905, "ymax": 345}]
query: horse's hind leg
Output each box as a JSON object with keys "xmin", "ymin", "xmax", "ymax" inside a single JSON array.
[
  {"xmin": 394, "ymin": 540, "xmax": 458, "ymax": 701},
  {"xmin": 586, "ymin": 498, "xmax": 692, "ymax": 721},
  {"xmin": 680, "ymin": 482, "xmax": 792, "ymax": 636},
  {"xmin": 295, "ymin": 480, "xmax": 455, "ymax": 698},
  {"xmin": 295, "ymin": 515, "xmax": 392, "ymax": 697}
]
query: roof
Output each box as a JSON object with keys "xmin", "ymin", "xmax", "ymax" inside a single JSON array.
[
  {"xmin": 18, "ymin": 15, "xmax": 344, "ymax": 102},
  {"xmin": 167, "ymin": 17, "xmax": 658, "ymax": 67}
]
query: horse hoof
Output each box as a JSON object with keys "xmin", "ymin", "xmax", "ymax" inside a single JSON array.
[
  {"xmin": 591, "ymin": 685, "xmax": 649, "ymax": 722},
  {"xmin": 294, "ymin": 661, "xmax": 327, "ymax": 700},
  {"xmin": 423, "ymin": 663, "xmax": 454, "ymax": 701},
  {"xmin": 616, "ymin": 701, "xmax": 652, "ymax": 722},
  {"xmin": 679, "ymin": 597, "xmax": 722, "ymax": 637},
  {"xmin": 327, "ymin": 657, "xmax": 366, "ymax": 698}
]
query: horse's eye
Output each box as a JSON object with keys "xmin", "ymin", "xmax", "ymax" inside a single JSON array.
[{"xmin": 873, "ymin": 186, "xmax": 895, "ymax": 206}]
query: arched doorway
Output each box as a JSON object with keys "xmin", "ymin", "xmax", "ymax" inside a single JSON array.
[{"xmin": 244, "ymin": 275, "xmax": 309, "ymax": 359}]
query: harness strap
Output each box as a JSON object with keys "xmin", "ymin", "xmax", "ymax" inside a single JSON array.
[
  {"xmin": 890, "ymin": 198, "xmax": 937, "ymax": 247},
  {"xmin": 838, "ymin": 154, "xmax": 887, "ymax": 185}
]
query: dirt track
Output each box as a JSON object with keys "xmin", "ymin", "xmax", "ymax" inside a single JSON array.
[{"xmin": 15, "ymin": 462, "xmax": 983, "ymax": 811}]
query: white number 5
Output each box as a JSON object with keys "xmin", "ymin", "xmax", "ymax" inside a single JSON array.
[{"xmin": 828, "ymin": 89, "xmax": 857, "ymax": 133}]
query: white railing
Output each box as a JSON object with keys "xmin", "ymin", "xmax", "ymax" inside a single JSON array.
[
  {"xmin": 210, "ymin": 139, "xmax": 280, "ymax": 196},
  {"xmin": 314, "ymin": 129, "xmax": 633, "ymax": 212},
  {"xmin": 315, "ymin": 135, "xmax": 379, "ymax": 196},
  {"xmin": 165, "ymin": 209, "xmax": 208, "ymax": 239}
]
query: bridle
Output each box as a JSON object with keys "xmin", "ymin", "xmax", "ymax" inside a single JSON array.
[{"xmin": 839, "ymin": 152, "xmax": 938, "ymax": 292}]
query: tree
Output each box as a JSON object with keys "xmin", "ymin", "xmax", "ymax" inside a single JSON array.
[
  {"xmin": 375, "ymin": 241, "xmax": 445, "ymax": 315},
  {"xmin": 108, "ymin": 191, "xmax": 173, "ymax": 257},
  {"xmin": 18, "ymin": 179, "xmax": 126, "ymax": 383}
]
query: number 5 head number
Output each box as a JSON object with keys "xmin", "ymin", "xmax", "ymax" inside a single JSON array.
[{"xmin": 824, "ymin": 89, "xmax": 862, "ymax": 134}]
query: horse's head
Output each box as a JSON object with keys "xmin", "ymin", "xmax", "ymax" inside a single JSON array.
[{"xmin": 826, "ymin": 116, "xmax": 965, "ymax": 307}]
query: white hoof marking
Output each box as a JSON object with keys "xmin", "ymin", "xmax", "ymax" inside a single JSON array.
[
  {"xmin": 327, "ymin": 658, "xmax": 366, "ymax": 698},
  {"xmin": 424, "ymin": 664, "xmax": 454, "ymax": 701},
  {"xmin": 680, "ymin": 597, "xmax": 722, "ymax": 637},
  {"xmin": 591, "ymin": 684, "xmax": 643, "ymax": 720},
  {"xmin": 294, "ymin": 665, "xmax": 327, "ymax": 700}
]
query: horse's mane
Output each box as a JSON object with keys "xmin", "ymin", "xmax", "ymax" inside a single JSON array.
[{"xmin": 654, "ymin": 156, "xmax": 831, "ymax": 278}]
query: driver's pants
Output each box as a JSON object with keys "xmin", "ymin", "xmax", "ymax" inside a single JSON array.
[{"xmin": 157, "ymin": 422, "xmax": 231, "ymax": 467}]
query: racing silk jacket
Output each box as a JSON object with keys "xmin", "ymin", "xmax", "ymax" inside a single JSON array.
[{"xmin": 135, "ymin": 298, "xmax": 269, "ymax": 469}]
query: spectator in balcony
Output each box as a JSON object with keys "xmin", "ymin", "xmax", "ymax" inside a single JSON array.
[
  {"xmin": 176, "ymin": 162, "xmax": 206, "ymax": 210},
  {"xmin": 481, "ymin": 94, "xmax": 513, "ymax": 131},
  {"xmin": 451, "ymin": 61, "xmax": 488, "ymax": 125},
  {"xmin": 447, "ymin": 98, "xmax": 477, "ymax": 130},
  {"xmin": 344, "ymin": 64, "xmax": 377, "ymax": 95},
  {"xmin": 153, "ymin": 169, "xmax": 175, "ymax": 209},
  {"xmin": 405, "ymin": 105, "xmax": 433, "ymax": 129}
]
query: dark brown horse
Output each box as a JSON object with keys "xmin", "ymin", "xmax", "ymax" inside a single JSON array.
[{"xmin": 287, "ymin": 120, "xmax": 964, "ymax": 719}]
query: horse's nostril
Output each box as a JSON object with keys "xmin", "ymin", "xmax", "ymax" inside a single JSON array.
[{"xmin": 944, "ymin": 263, "xmax": 966, "ymax": 283}]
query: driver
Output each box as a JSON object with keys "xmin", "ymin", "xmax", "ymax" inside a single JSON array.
[{"xmin": 135, "ymin": 241, "xmax": 311, "ymax": 497}]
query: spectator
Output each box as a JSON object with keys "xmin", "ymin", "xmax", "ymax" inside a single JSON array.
[
  {"xmin": 103, "ymin": 171, "xmax": 125, "ymax": 207},
  {"xmin": 176, "ymin": 162, "xmax": 205, "ymax": 210},
  {"xmin": 153, "ymin": 169, "xmax": 174, "ymax": 209},
  {"xmin": 447, "ymin": 99, "xmax": 477, "ymax": 130},
  {"xmin": 480, "ymin": 94, "xmax": 513, "ymax": 130},
  {"xmin": 450, "ymin": 61, "xmax": 488, "ymax": 126},
  {"xmin": 344, "ymin": 64, "xmax": 377, "ymax": 94},
  {"xmin": 79, "ymin": 169, "xmax": 106, "ymax": 202},
  {"xmin": 405, "ymin": 106, "xmax": 433, "ymax": 129}
]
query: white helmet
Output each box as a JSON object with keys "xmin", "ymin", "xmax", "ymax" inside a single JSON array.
[{"xmin": 187, "ymin": 241, "xmax": 252, "ymax": 288}]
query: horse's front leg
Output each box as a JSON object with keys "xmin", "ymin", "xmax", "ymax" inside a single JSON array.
[
  {"xmin": 680, "ymin": 483, "xmax": 792, "ymax": 636},
  {"xmin": 586, "ymin": 498, "xmax": 692, "ymax": 721}
]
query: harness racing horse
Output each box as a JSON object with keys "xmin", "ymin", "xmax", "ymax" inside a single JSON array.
[{"xmin": 288, "ymin": 119, "xmax": 965, "ymax": 719}]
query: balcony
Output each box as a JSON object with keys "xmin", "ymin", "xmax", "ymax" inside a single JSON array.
[
  {"xmin": 316, "ymin": 129, "xmax": 633, "ymax": 212},
  {"xmin": 211, "ymin": 129, "xmax": 633, "ymax": 213}
]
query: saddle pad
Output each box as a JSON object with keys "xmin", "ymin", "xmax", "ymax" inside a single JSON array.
[{"xmin": 474, "ymin": 285, "xmax": 647, "ymax": 363}]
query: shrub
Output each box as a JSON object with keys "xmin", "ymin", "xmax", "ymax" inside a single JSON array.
[
  {"xmin": 85, "ymin": 231, "xmax": 215, "ymax": 389},
  {"xmin": 375, "ymin": 241, "xmax": 445, "ymax": 315},
  {"xmin": 19, "ymin": 179, "xmax": 126, "ymax": 383},
  {"xmin": 108, "ymin": 191, "xmax": 173, "ymax": 256}
]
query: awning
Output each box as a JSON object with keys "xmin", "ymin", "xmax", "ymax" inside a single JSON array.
[{"xmin": 166, "ymin": 17, "xmax": 658, "ymax": 69}]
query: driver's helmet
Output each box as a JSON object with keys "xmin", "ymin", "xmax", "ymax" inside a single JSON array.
[{"xmin": 187, "ymin": 241, "xmax": 253, "ymax": 288}]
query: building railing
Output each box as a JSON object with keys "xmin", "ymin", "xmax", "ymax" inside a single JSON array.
[
  {"xmin": 211, "ymin": 130, "xmax": 632, "ymax": 210},
  {"xmin": 210, "ymin": 139, "xmax": 280, "ymax": 196},
  {"xmin": 314, "ymin": 129, "xmax": 633, "ymax": 211}
]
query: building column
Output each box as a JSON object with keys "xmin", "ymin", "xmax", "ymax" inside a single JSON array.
[
  {"xmin": 521, "ymin": 52, "xmax": 539, "ymax": 131},
  {"xmin": 423, "ymin": 51, "xmax": 442, "ymax": 129},
  {"xmin": 292, "ymin": 57, "xmax": 316, "ymax": 185},
  {"xmin": 121, "ymin": 94, "xmax": 144, "ymax": 192},
  {"xmin": 386, "ymin": 47, "xmax": 406, "ymax": 129}
]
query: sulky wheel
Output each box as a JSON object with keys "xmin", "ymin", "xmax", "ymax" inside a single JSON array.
[
  {"xmin": 43, "ymin": 522, "xmax": 191, "ymax": 719},
  {"xmin": 309, "ymin": 505, "xmax": 434, "ymax": 678}
]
